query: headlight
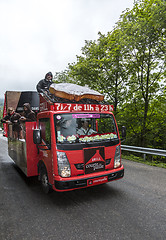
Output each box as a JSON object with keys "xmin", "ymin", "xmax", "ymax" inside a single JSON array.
[
  {"xmin": 57, "ymin": 151, "xmax": 71, "ymax": 177},
  {"xmin": 114, "ymin": 145, "xmax": 121, "ymax": 168}
]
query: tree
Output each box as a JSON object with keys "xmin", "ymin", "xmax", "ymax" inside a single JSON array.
[
  {"xmin": 117, "ymin": 0, "xmax": 166, "ymax": 146},
  {"xmin": 53, "ymin": 69, "xmax": 71, "ymax": 83},
  {"xmin": 66, "ymin": 0, "xmax": 166, "ymax": 149},
  {"xmin": 69, "ymin": 30, "xmax": 128, "ymax": 116}
]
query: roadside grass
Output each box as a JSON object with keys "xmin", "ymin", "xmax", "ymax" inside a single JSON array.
[{"xmin": 122, "ymin": 153, "xmax": 166, "ymax": 169}]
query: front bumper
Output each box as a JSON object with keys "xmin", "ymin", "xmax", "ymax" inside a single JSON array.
[{"xmin": 54, "ymin": 166, "xmax": 124, "ymax": 191}]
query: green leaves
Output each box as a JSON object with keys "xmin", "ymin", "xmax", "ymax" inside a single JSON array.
[
  {"xmin": 68, "ymin": 28, "xmax": 129, "ymax": 115},
  {"xmin": 56, "ymin": 0, "xmax": 166, "ymax": 150},
  {"xmin": 114, "ymin": 0, "xmax": 166, "ymax": 147}
]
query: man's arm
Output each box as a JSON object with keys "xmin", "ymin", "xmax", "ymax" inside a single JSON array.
[{"xmin": 36, "ymin": 80, "xmax": 43, "ymax": 93}]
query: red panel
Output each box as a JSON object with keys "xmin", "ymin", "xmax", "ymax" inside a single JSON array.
[
  {"xmin": 26, "ymin": 122, "xmax": 39, "ymax": 176},
  {"xmin": 38, "ymin": 97, "xmax": 114, "ymax": 113}
]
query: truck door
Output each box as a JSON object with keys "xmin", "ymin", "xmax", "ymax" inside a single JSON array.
[{"xmin": 38, "ymin": 118, "xmax": 53, "ymax": 183}]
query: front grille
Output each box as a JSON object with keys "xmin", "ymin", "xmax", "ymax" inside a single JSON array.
[
  {"xmin": 105, "ymin": 158, "xmax": 111, "ymax": 165},
  {"xmin": 75, "ymin": 163, "xmax": 84, "ymax": 170}
]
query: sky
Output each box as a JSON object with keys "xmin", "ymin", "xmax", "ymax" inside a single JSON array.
[{"xmin": 0, "ymin": 0, "xmax": 134, "ymax": 99}]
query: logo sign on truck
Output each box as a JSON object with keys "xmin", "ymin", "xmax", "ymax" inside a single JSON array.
[
  {"xmin": 88, "ymin": 176, "xmax": 108, "ymax": 186},
  {"xmin": 84, "ymin": 147, "xmax": 105, "ymax": 174}
]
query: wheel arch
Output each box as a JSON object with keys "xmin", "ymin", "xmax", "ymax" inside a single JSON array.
[
  {"xmin": 37, "ymin": 160, "xmax": 52, "ymax": 193},
  {"xmin": 37, "ymin": 160, "xmax": 47, "ymax": 180}
]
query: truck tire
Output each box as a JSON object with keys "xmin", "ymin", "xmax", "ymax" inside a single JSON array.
[{"xmin": 40, "ymin": 168, "xmax": 52, "ymax": 194}]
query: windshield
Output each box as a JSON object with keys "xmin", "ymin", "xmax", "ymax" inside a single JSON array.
[{"xmin": 54, "ymin": 113, "xmax": 118, "ymax": 143}]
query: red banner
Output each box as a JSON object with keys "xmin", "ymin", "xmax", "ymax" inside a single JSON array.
[{"xmin": 53, "ymin": 103, "xmax": 114, "ymax": 112}]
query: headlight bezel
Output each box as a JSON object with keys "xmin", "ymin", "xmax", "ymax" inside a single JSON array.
[
  {"xmin": 114, "ymin": 145, "xmax": 121, "ymax": 168},
  {"xmin": 57, "ymin": 151, "xmax": 71, "ymax": 177}
]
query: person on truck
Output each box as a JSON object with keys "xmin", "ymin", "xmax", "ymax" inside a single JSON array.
[
  {"xmin": 77, "ymin": 119, "xmax": 97, "ymax": 136},
  {"xmin": 36, "ymin": 72, "xmax": 53, "ymax": 93},
  {"xmin": 20, "ymin": 103, "xmax": 36, "ymax": 122},
  {"xmin": 1, "ymin": 107, "xmax": 22, "ymax": 139},
  {"xmin": 59, "ymin": 115, "xmax": 77, "ymax": 137},
  {"xmin": 1, "ymin": 107, "xmax": 14, "ymax": 124},
  {"xmin": 19, "ymin": 103, "xmax": 36, "ymax": 139}
]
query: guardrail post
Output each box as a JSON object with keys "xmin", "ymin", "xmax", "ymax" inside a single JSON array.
[{"xmin": 143, "ymin": 154, "xmax": 146, "ymax": 161}]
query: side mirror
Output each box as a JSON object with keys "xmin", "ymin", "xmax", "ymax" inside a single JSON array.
[
  {"xmin": 33, "ymin": 129, "xmax": 42, "ymax": 144},
  {"xmin": 122, "ymin": 126, "xmax": 126, "ymax": 139}
]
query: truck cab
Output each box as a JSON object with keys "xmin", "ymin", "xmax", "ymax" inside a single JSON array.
[{"xmin": 33, "ymin": 94, "xmax": 124, "ymax": 193}]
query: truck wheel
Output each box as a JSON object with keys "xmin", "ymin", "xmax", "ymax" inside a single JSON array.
[{"xmin": 40, "ymin": 169, "xmax": 52, "ymax": 194}]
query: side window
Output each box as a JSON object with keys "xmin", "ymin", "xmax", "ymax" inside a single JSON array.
[{"xmin": 39, "ymin": 118, "xmax": 51, "ymax": 148}]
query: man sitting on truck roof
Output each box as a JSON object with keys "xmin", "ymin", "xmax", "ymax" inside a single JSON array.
[{"xmin": 36, "ymin": 72, "xmax": 53, "ymax": 93}]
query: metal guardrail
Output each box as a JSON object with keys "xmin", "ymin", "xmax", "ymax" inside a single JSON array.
[{"xmin": 121, "ymin": 145, "xmax": 166, "ymax": 157}]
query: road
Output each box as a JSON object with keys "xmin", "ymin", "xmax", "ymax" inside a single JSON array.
[{"xmin": 0, "ymin": 133, "xmax": 166, "ymax": 240}]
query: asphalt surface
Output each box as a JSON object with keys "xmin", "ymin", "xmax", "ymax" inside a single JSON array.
[{"xmin": 0, "ymin": 133, "xmax": 166, "ymax": 240}]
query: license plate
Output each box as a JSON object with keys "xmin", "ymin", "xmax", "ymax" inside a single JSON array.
[{"xmin": 87, "ymin": 176, "xmax": 108, "ymax": 186}]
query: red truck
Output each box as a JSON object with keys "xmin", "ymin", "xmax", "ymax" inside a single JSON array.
[{"xmin": 4, "ymin": 86, "xmax": 126, "ymax": 193}]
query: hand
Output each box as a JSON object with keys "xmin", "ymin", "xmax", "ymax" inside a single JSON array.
[
  {"xmin": 44, "ymin": 90, "xmax": 48, "ymax": 94},
  {"xmin": 20, "ymin": 116, "xmax": 26, "ymax": 121}
]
